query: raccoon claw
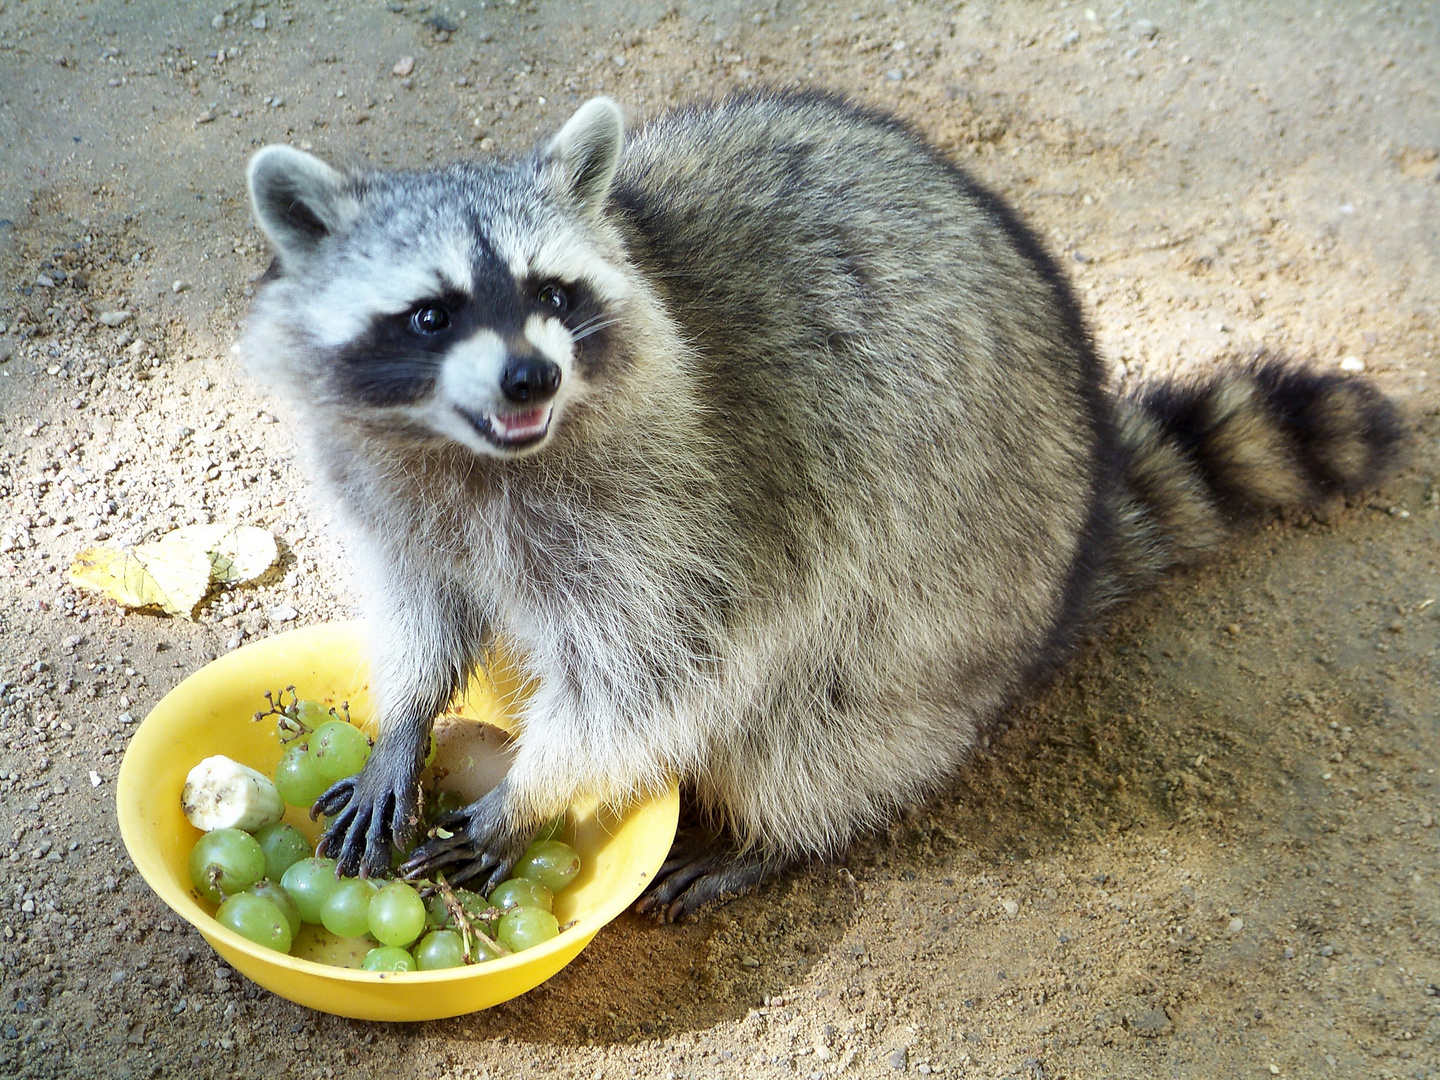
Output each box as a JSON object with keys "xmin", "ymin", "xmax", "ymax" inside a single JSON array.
[
  {"xmin": 399, "ymin": 785, "xmax": 531, "ymax": 896},
  {"xmin": 636, "ymin": 830, "xmax": 783, "ymax": 922},
  {"xmin": 313, "ymin": 767, "xmax": 421, "ymax": 878}
]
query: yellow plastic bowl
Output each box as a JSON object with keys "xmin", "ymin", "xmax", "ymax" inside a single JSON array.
[{"xmin": 117, "ymin": 622, "xmax": 679, "ymax": 1021}]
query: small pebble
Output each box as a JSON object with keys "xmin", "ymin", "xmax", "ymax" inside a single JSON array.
[
  {"xmin": 887, "ymin": 1047, "xmax": 908, "ymax": 1071},
  {"xmin": 35, "ymin": 274, "xmax": 56, "ymax": 288},
  {"xmin": 211, "ymin": 14, "xmax": 225, "ymax": 29},
  {"xmin": 1133, "ymin": 19, "xmax": 1158, "ymax": 39},
  {"xmin": 392, "ymin": 56, "xmax": 415, "ymax": 77},
  {"xmin": 172, "ymin": 280, "xmax": 190, "ymax": 294},
  {"xmin": 1340, "ymin": 356, "xmax": 1365, "ymax": 372},
  {"xmin": 1001, "ymin": 899, "xmax": 1019, "ymax": 917},
  {"xmin": 268, "ymin": 604, "xmax": 299, "ymax": 623},
  {"xmin": 1227, "ymin": 917, "xmax": 1245, "ymax": 936},
  {"xmin": 1126, "ymin": 1006, "xmax": 1172, "ymax": 1037},
  {"xmin": 251, "ymin": 13, "xmax": 267, "ymax": 30},
  {"xmin": 88, "ymin": 771, "xmax": 102, "ymax": 788},
  {"xmin": 740, "ymin": 955, "xmax": 760, "ymax": 969}
]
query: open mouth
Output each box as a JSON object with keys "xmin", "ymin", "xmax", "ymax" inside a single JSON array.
[{"xmin": 457, "ymin": 404, "xmax": 553, "ymax": 450}]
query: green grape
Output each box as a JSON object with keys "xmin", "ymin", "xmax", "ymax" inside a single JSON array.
[
  {"xmin": 274, "ymin": 744, "xmax": 331, "ymax": 808},
  {"xmin": 511, "ymin": 840, "xmax": 581, "ymax": 894},
  {"xmin": 321, "ymin": 877, "xmax": 381, "ymax": 938},
  {"xmin": 246, "ymin": 879, "xmax": 302, "ymax": 938},
  {"xmin": 294, "ymin": 698, "xmax": 332, "ymax": 730},
  {"xmin": 189, "ymin": 828, "xmax": 266, "ymax": 903},
  {"xmin": 280, "ymin": 857, "xmax": 341, "ymax": 924},
  {"xmin": 534, "ymin": 815, "xmax": 565, "ymax": 844},
  {"xmin": 488, "ymin": 877, "xmax": 553, "ymax": 914},
  {"xmin": 414, "ymin": 929, "xmax": 466, "ymax": 970},
  {"xmin": 425, "ymin": 893, "xmax": 453, "ymax": 930},
  {"xmin": 496, "ymin": 907, "xmax": 560, "ymax": 952},
  {"xmin": 450, "ymin": 887, "xmax": 487, "ymax": 916},
  {"xmin": 362, "ymin": 946, "xmax": 417, "ymax": 972},
  {"xmin": 468, "ymin": 930, "xmax": 506, "ymax": 963},
  {"xmin": 217, "ymin": 892, "xmax": 293, "ymax": 953},
  {"xmin": 422, "ymin": 888, "xmax": 491, "ymax": 932},
  {"xmin": 290, "ymin": 924, "xmax": 372, "ymax": 968},
  {"xmin": 254, "ymin": 822, "xmax": 313, "ymax": 881},
  {"xmin": 368, "ymin": 881, "xmax": 427, "ymax": 947},
  {"xmin": 309, "ymin": 721, "xmax": 372, "ymax": 782}
]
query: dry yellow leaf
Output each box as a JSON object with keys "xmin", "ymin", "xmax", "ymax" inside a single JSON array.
[
  {"xmin": 69, "ymin": 542, "xmax": 209, "ymax": 617},
  {"xmin": 131, "ymin": 535, "xmax": 215, "ymax": 617},
  {"xmin": 69, "ymin": 547, "xmax": 169, "ymax": 611},
  {"xmin": 67, "ymin": 524, "xmax": 281, "ymax": 619},
  {"xmin": 208, "ymin": 526, "xmax": 279, "ymax": 584}
]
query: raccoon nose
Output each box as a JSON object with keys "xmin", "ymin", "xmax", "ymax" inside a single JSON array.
[{"xmin": 500, "ymin": 355, "xmax": 562, "ymax": 404}]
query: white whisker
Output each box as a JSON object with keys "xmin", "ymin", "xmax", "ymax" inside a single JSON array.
[{"xmin": 570, "ymin": 316, "xmax": 620, "ymax": 342}]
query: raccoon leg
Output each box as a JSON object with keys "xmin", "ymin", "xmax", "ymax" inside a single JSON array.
[
  {"xmin": 314, "ymin": 570, "xmax": 489, "ymax": 877},
  {"xmin": 635, "ymin": 827, "xmax": 786, "ymax": 922}
]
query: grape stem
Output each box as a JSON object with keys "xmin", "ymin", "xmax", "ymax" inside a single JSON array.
[
  {"xmin": 253, "ymin": 687, "xmax": 353, "ymax": 743},
  {"xmin": 433, "ymin": 873, "xmax": 510, "ymax": 962},
  {"xmin": 207, "ymin": 865, "xmax": 229, "ymax": 901}
]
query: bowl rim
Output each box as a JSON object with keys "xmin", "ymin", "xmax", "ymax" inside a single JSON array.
[{"xmin": 117, "ymin": 620, "xmax": 678, "ymax": 985}]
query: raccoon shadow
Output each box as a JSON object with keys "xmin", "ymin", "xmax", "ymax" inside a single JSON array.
[{"xmin": 430, "ymin": 862, "xmax": 859, "ymax": 1046}]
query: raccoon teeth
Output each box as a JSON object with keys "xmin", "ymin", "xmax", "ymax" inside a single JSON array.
[{"xmin": 485, "ymin": 406, "xmax": 552, "ymax": 445}]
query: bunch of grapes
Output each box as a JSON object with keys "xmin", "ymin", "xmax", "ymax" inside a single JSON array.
[{"xmin": 184, "ymin": 691, "xmax": 580, "ymax": 973}]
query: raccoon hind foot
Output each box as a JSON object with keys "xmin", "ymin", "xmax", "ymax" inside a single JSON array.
[{"xmin": 635, "ymin": 827, "xmax": 787, "ymax": 922}]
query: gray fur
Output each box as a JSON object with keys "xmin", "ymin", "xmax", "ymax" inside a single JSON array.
[{"xmin": 242, "ymin": 91, "xmax": 1402, "ymax": 913}]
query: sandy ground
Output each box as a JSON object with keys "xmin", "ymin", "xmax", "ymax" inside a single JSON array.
[{"xmin": 1, "ymin": 0, "xmax": 1439, "ymax": 1077}]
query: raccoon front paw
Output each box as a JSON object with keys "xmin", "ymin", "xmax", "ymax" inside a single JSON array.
[
  {"xmin": 313, "ymin": 758, "xmax": 423, "ymax": 878},
  {"xmin": 635, "ymin": 827, "xmax": 785, "ymax": 922},
  {"xmin": 399, "ymin": 781, "xmax": 535, "ymax": 895}
]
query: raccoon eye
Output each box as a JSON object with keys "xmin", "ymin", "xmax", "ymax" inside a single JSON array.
[
  {"xmin": 410, "ymin": 305, "xmax": 450, "ymax": 335},
  {"xmin": 536, "ymin": 283, "xmax": 569, "ymax": 314}
]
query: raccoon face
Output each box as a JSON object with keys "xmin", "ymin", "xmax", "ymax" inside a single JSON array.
[{"xmin": 245, "ymin": 98, "xmax": 627, "ymax": 459}]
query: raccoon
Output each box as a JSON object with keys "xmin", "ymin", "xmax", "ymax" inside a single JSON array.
[{"xmin": 242, "ymin": 91, "xmax": 1402, "ymax": 919}]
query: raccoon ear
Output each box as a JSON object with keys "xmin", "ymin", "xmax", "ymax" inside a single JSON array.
[
  {"xmin": 246, "ymin": 145, "xmax": 355, "ymax": 267},
  {"xmin": 541, "ymin": 97, "xmax": 624, "ymax": 216}
]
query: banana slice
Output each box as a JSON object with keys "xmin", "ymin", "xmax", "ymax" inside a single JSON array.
[{"xmin": 182, "ymin": 755, "xmax": 286, "ymax": 833}]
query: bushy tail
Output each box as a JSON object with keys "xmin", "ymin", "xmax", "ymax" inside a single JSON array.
[{"xmin": 1109, "ymin": 353, "xmax": 1405, "ymax": 586}]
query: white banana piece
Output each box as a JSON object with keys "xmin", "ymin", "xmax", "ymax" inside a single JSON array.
[{"xmin": 182, "ymin": 755, "xmax": 286, "ymax": 832}]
